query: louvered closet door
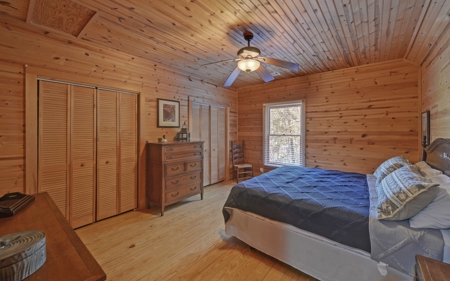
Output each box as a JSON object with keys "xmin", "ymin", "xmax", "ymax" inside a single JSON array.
[
  {"xmin": 38, "ymin": 81, "xmax": 70, "ymax": 217},
  {"xmin": 210, "ymin": 106, "xmax": 219, "ymax": 183},
  {"xmin": 119, "ymin": 93, "xmax": 137, "ymax": 212},
  {"xmin": 189, "ymin": 102, "xmax": 201, "ymax": 141},
  {"xmin": 217, "ymin": 107, "xmax": 226, "ymax": 181},
  {"xmin": 97, "ymin": 90, "xmax": 118, "ymax": 220},
  {"xmin": 71, "ymin": 86, "xmax": 96, "ymax": 228},
  {"xmin": 201, "ymin": 105, "xmax": 211, "ymax": 186}
]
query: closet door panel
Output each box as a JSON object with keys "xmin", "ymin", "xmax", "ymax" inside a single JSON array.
[
  {"xmin": 210, "ymin": 107, "xmax": 219, "ymax": 184},
  {"xmin": 218, "ymin": 108, "xmax": 226, "ymax": 181},
  {"xmin": 71, "ymin": 86, "xmax": 96, "ymax": 228},
  {"xmin": 189, "ymin": 102, "xmax": 201, "ymax": 141},
  {"xmin": 38, "ymin": 81, "xmax": 69, "ymax": 217},
  {"xmin": 97, "ymin": 90, "xmax": 118, "ymax": 220},
  {"xmin": 119, "ymin": 93, "xmax": 137, "ymax": 212},
  {"xmin": 201, "ymin": 105, "xmax": 210, "ymax": 186}
]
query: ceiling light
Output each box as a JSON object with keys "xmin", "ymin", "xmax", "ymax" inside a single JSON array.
[{"xmin": 238, "ymin": 59, "xmax": 260, "ymax": 72}]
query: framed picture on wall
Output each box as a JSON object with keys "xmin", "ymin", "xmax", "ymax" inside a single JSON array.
[
  {"xmin": 157, "ymin": 98, "xmax": 180, "ymax": 128},
  {"xmin": 421, "ymin": 110, "xmax": 430, "ymax": 147}
]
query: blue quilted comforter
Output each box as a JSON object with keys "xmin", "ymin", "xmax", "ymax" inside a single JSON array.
[{"xmin": 223, "ymin": 165, "xmax": 371, "ymax": 252}]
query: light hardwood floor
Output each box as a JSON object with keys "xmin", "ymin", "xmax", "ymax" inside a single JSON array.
[{"xmin": 76, "ymin": 181, "xmax": 317, "ymax": 280}]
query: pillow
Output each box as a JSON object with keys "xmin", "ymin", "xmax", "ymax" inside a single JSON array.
[
  {"xmin": 415, "ymin": 161, "xmax": 443, "ymax": 177},
  {"xmin": 374, "ymin": 156, "xmax": 410, "ymax": 185},
  {"xmin": 409, "ymin": 174, "xmax": 450, "ymax": 229},
  {"xmin": 376, "ymin": 165, "xmax": 438, "ymax": 221}
]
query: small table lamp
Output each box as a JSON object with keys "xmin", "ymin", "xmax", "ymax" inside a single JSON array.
[{"xmin": 176, "ymin": 121, "xmax": 190, "ymax": 142}]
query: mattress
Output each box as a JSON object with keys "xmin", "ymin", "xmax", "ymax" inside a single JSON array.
[
  {"xmin": 224, "ymin": 207, "xmax": 413, "ymax": 281},
  {"xmin": 223, "ymin": 165, "xmax": 371, "ymax": 252}
]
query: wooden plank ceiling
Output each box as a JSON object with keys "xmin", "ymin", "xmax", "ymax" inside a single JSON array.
[{"xmin": 1, "ymin": 0, "xmax": 449, "ymax": 89}]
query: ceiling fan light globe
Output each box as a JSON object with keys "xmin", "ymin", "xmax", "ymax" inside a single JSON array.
[{"xmin": 238, "ymin": 59, "xmax": 260, "ymax": 72}]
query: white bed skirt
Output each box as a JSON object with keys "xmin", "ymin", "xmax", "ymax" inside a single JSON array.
[{"xmin": 224, "ymin": 207, "xmax": 413, "ymax": 281}]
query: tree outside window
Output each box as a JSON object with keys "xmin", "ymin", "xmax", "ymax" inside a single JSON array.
[{"xmin": 264, "ymin": 102, "xmax": 305, "ymax": 167}]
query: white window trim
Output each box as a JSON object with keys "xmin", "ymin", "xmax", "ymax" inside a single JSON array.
[{"xmin": 263, "ymin": 100, "xmax": 306, "ymax": 167}]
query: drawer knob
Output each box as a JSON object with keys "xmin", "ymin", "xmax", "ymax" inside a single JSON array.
[
  {"xmin": 168, "ymin": 156, "xmax": 173, "ymax": 159},
  {"xmin": 81, "ymin": 163, "xmax": 85, "ymax": 167},
  {"xmin": 168, "ymin": 147, "xmax": 174, "ymax": 151},
  {"xmin": 190, "ymin": 163, "xmax": 197, "ymax": 167},
  {"xmin": 106, "ymin": 160, "xmax": 109, "ymax": 164},
  {"xmin": 171, "ymin": 180, "xmax": 179, "ymax": 184},
  {"xmin": 171, "ymin": 166, "xmax": 180, "ymax": 171},
  {"xmin": 190, "ymin": 175, "xmax": 197, "ymax": 180},
  {"xmin": 171, "ymin": 191, "xmax": 179, "ymax": 197},
  {"xmin": 190, "ymin": 186, "xmax": 197, "ymax": 191}
]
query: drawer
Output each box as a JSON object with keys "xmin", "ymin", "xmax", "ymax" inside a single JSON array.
[
  {"xmin": 165, "ymin": 162, "xmax": 185, "ymax": 176},
  {"xmin": 165, "ymin": 172, "xmax": 201, "ymax": 191},
  {"xmin": 164, "ymin": 143, "xmax": 202, "ymax": 153},
  {"xmin": 186, "ymin": 160, "xmax": 202, "ymax": 172},
  {"xmin": 165, "ymin": 151, "xmax": 202, "ymax": 161},
  {"xmin": 165, "ymin": 183, "xmax": 201, "ymax": 204}
]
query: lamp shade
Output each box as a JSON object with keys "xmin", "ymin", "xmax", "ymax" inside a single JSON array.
[{"xmin": 238, "ymin": 59, "xmax": 260, "ymax": 72}]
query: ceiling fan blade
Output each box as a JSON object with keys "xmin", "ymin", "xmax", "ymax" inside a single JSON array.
[
  {"xmin": 201, "ymin": 58, "xmax": 239, "ymax": 66},
  {"xmin": 223, "ymin": 67, "xmax": 241, "ymax": 87},
  {"xmin": 255, "ymin": 65, "xmax": 274, "ymax": 83},
  {"xmin": 258, "ymin": 57, "xmax": 299, "ymax": 72}
]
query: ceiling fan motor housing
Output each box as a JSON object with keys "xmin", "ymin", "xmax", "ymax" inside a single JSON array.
[{"xmin": 237, "ymin": 46, "xmax": 261, "ymax": 58}]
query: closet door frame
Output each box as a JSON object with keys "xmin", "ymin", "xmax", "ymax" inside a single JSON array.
[
  {"xmin": 188, "ymin": 98, "xmax": 230, "ymax": 183},
  {"xmin": 25, "ymin": 67, "xmax": 147, "ymax": 211}
]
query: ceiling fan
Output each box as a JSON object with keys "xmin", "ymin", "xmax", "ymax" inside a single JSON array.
[{"xmin": 203, "ymin": 30, "xmax": 299, "ymax": 87}]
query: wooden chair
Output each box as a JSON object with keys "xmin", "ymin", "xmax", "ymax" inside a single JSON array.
[{"xmin": 231, "ymin": 141, "xmax": 254, "ymax": 183}]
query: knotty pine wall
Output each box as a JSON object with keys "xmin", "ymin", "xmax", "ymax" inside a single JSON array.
[
  {"xmin": 0, "ymin": 18, "xmax": 237, "ymax": 197},
  {"xmin": 421, "ymin": 25, "xmax": 450, "ymax": 140},
  {"xmin": 238, "ymin": 60, "xmax": 420, "ymax": 175}
]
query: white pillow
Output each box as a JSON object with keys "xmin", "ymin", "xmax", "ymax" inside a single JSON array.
[
  {"xmin": 409, "ymin": 174, "xmax": 450, "ymax": 229},
  {"xmin": 415, "ymin": 161, "xmax": 443, "ymax": 177}
]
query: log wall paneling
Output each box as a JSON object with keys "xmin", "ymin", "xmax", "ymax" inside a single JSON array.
[
  {"xmin": 70, "ymin": 85, "xmax": 96, "ymax": 228},
  {"xmin": 0, "ymin": 62, "xmax": 25, "ymax": 196},
  {"xmin": 38, "ymin": 81, "xmax": 70, "ymax": 217},
  {"xmin": 97, "ymin": 89, "xmax": 119, "ymax": 220},
  {"xmin": 421, "ymin": 20, "xmax": 450, "ymax": 140},
  {"xmin": 238, "ymin": 60, "xmax": 420, "ymax": 175}
]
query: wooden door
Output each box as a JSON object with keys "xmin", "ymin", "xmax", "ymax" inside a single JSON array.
[
  {"xmin": 210, "ymin": 106, "xmax": 219, "ymax": 183},
  {"xmin": 201, "ymin": 105, "xmax": 211, "ymax": 186},
  {"xmin": 97, "ymin": 90, "xmax": 118, "ymax": 220},
  {"xmin": 217, "ymin": 107, "xmax": 226, "ymax": 181},
  {"xmin": 70, "ymin": 86, "xmax": 96, "ymax": 228},
  {"xmin": 189, "ymin": 102, "xmax": 201, "ymax": 141},
  {"xmin": 38, "ymin": 81, "xmax": 70, "ymax": 217},
  {"xmin": 119, "ymin": 93, "xmax": 137, "ymax": 212},
  {"xmin": 188, "ymin": 100, "xmax": 228, "ymax": 186}
]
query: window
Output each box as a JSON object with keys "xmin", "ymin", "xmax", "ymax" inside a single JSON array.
[{"xmin": 263, "ymin": 101, "xmax": 305, "ymax": 167}]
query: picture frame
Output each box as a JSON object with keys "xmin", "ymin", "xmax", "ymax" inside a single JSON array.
[
  {"xmin": 421, "ymin": 110, "xmax": 430, "ymax": 147},
  {"xmin": 157, "ymin": 98, "xmax": 180, "ymax": 128}
]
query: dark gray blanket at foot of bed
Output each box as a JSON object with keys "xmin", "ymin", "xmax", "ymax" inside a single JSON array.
[{"xmin": 223, "ymin": 165, "xmax": 371, "ymax": 252}]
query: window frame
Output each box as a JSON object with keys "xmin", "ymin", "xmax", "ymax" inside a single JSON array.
[{"xmin": 263, "ymin": 100, "xmax": 306, "ymax": 168}]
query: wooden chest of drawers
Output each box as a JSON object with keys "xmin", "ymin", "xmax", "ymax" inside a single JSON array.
[{"xmin": 146, "ymin": 141, "xmax": 204, "ymax": 215}]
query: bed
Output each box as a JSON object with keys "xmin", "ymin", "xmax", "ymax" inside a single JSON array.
[{"xmin": 223, "ymin": 138, "xmax": 450, "ymax": 281}]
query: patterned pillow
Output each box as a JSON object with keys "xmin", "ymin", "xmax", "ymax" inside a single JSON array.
[
  {"xmin": 374, "ymin": 156, "xmax": 410, "ymax": 185},
  {"xmin": 376, "ymin": 165, "xmax": 438, "ymax": 221}
]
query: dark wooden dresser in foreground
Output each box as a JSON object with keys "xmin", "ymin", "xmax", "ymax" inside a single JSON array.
[
  {"xmin": 415, "ymin": 254, "xmax": 450, "ymax": 281},
  {"xmin": 0, "ymin": 192, "xmax": 106, "ymax": 281},
  {"xmin": 146, "ymin": 141, "xmax": 204, "ymax": 215}
]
